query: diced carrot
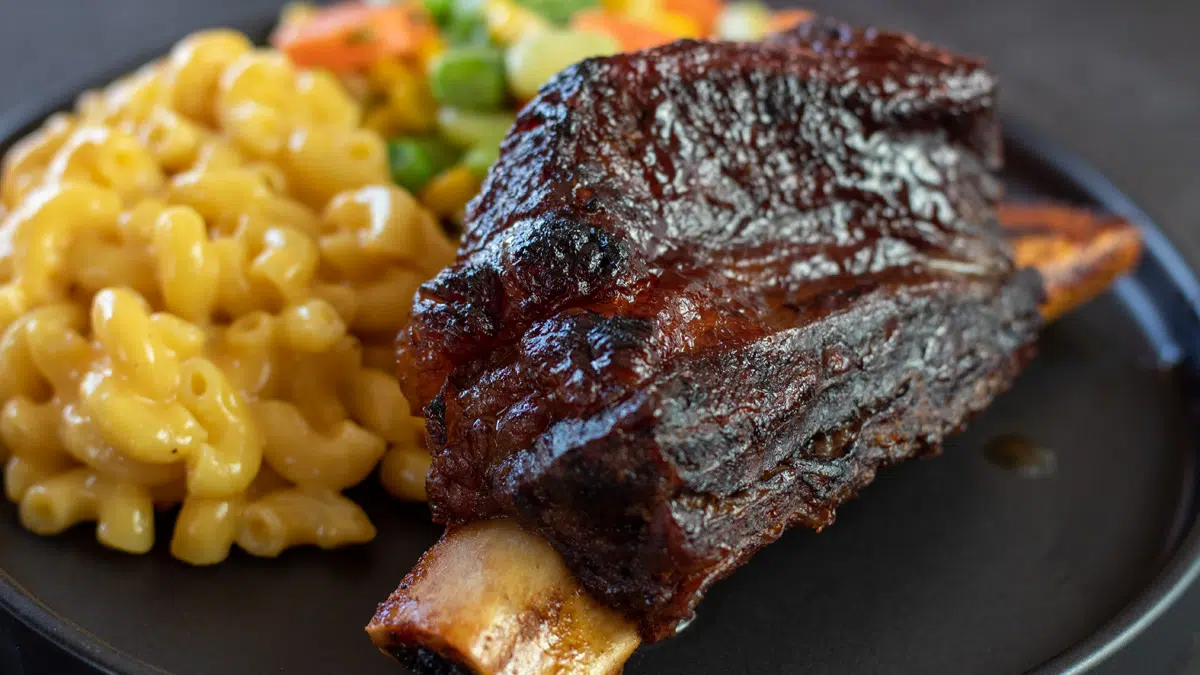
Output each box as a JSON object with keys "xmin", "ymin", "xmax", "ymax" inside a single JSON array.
[
  {"xmin": 571, "ymin": 10, "xmax": 677, "ymax": 52},
  {"xmin": 271, "ymin": 2, "xmax": 438, "ymax": 71},
  {"xmin": 662, "ymin": 0, "xmax": 723, "ymax": 34},
  {"xmin": 766, "ymin": 8, "xmax": 814, "ymax": 35}
]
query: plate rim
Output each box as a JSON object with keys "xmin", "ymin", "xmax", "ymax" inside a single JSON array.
[
  {"xmin": 0, "ymin": 31, "xmax": 1198, "ymax": 675},
  {"xmin": 1005, "ymin": 120, "xmax": 1200, "ymax": 675}
]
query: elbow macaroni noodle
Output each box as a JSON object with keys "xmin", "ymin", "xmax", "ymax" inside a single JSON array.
[{"xmin": 0, "ymin": 29, "xmax": 455, "ymax": 564}]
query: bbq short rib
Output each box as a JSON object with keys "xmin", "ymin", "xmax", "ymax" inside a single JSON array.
[{"xmin": 397, "ymin": 18, "xmax": 1044, "ymax": 640}]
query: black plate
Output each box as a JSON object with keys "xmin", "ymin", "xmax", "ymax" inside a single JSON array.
[{"xmin": 1, "ymin": 18, "xmax": 1199, "ymax": 675}]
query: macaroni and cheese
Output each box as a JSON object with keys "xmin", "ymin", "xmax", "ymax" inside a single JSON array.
[{"xmin": 0, "ymin": 29, "xmax": 453, "ymax": 564}]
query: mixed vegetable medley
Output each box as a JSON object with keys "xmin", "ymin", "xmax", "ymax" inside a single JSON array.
[{"xmin": 272, "ymin": 0, "xmax": 810, "ymax": 224}]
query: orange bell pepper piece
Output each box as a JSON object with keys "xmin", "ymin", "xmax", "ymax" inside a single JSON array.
[{"xmin": 662, "ymin": 0, "xmax": 724, "ymax": 34}]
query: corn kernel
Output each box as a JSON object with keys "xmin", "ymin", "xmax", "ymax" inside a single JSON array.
[
  {"xmin": 416, "ymin": 35, "xmax": 447, "ymax": 70},
  {"xmin": 485, "ymin": 0, "xmax": 551, "ymax": 45},
  {"xmin": 362, "ymin": 107, "xmax": 397, "ymax": 137},
  {"xmin": 367, "ymin": 59, "xmax": 408, "ymax": 89},
  {"xmin": 419, "ymin": 166, "xmax": 482, "ymax": 220},
  {"xmin": 369, "ymin": 61, "xmax": 438, "ymax": 134},
  {"xmin": 623, "ymin": 0, "xmax": 664, "ymax": 22}
]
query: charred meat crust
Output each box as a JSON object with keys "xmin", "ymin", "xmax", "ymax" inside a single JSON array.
[
  {"xmin": 397, "ymin": 17, "xmax": 1044, "ymax": 639},
  {"xmin": 492, "ymin": 273, "xmax": 1041, "ymax": 640}
]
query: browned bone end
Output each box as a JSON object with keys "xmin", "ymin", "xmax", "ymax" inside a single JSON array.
[
  {"xmin": 998, "ymin": 203, "xmax": 1143, "ymax": 321},
  {"xmin": 366, "ymin": 520, "xmax": 640, "ymax": 675}
]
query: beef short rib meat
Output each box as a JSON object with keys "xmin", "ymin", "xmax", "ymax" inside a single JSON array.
[{"xmin": 396, "ymin": 18, "xmax": 1044, "ymax": 640}]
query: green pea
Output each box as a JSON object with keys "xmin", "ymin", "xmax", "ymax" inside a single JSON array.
[
  {"xmin": 436, "ymin": 107, "xmax": 516, "ymax": 149},
  {"xmin": 514, "ymin": 0, "xmax": 599, "ymax": 25},
  {"xmin": 463, "ymin": 143, "xmax": 502, "ymax": 179},
  {"xmin": 428, "ymin": 47, "xmax": 508, "ymax": 111},
  {"xmin": 387, "ymin": 136, "xmax": 461, "ymax": 194}
]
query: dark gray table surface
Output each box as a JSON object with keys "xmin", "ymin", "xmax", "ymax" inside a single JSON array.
[{"xmin": 0, "ymin": 0, "xmax": 1197, "ymax": 673}]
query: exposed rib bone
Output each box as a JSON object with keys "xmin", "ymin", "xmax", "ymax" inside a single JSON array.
[{"xmin": 367, "ymin": 520, "xmax": 640, "ymax": 674}]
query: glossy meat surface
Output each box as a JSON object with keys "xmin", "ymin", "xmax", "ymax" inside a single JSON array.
[{"xmin": 397, "ymin": 18, "xmax": 1044, "ymax": 639}]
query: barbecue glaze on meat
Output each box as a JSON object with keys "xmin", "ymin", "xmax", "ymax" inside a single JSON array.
[{"xmin": 396, "ymin": 18, "xmax": 1045, "ymax": 640}]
